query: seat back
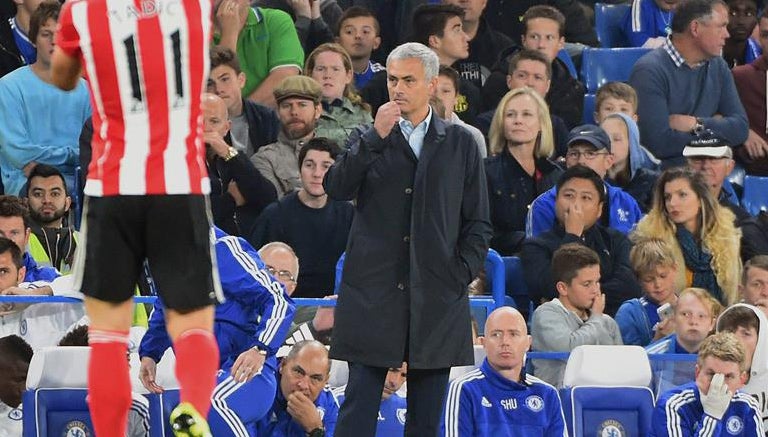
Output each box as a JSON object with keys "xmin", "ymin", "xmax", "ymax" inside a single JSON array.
[
  {"xmin": 571, "ymin": 386, "xmax": 655, "ymax": 436},
  {"xmin": 484, "ymin": 248, "xmax": 506, "ymax": 309},
  {"xmin": 581, "ymin": 47, "xmax": 651, "ymax": 93},
  {"xmin": 502, "ymin": 256, "xmax": 533, "ymax": 319},
  {"xmin": 743, "ymin": 175, "xmax": 768, "ymax": 215},
  {"xmin": 563, "ymin": 345, "xmax": 652, "ymax": 387},
  {"xmin": 595, "ymin": 3, "xmax": 631, "ymax": 48},
  {"xmin": 582, "ymin": 93, "xmax": 596, "ymax": 124}
]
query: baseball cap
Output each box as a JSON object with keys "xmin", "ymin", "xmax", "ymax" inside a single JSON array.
[
  {"xmin": 567, "ymin": 124, "xmax": 611, "ymax": 152},
  {"xmin": 273, "ymin": 76, "xmax": 322, "ymax": 104},
  {"xmin": 682, "ymin": 131, "xmax": 733, "ymax": 159}
]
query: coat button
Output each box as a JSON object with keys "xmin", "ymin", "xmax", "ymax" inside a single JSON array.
[
  {"xmin": 397, "ymin": 283, "xmax": 405, "ymax": 290},
  {"xmin": 510, "ymin": 193, "xmax": 516, "ymax": 199},
  {"xmin": 405, "ymin": 188, "xmax": 413, "ymax": 194},
  {"xmin": 403, "ymin": 236, "xmax": 410, "ymax": 243}
]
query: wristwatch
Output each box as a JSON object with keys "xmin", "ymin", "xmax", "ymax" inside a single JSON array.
[
  {"xmin": 252, "ymin": 346, "xmax": 267, "ymax": 356},
  {"xmin": 691, "ymin": 118, "xmax": 705, "ymax": 135},
  {"xmin": 307, "ymin": 427, "xmax": 325, "ymax": 437},
  {"xmin": 223, "ymin": 146, "xmax": 239, "ymax": 161}
]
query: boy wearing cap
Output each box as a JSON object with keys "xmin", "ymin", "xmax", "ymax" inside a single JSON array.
[
  {"xmin": 684, "ymin": 133, "xmax": 751, "ymax": 222},
  {"xmin": 526, "ymin": 124, "xmax": 643, "ymax": 238},
  {"xmin": 522, "ymin": 165, "xmax": 642, "ymax": 316},
  {"xmin": 251, "ymin": 76, "xmax": 323, "ymax": 198}
]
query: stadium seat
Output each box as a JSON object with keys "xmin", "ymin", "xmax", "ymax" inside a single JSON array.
[
  {"xmin": 595, "ymin": 3, "xmax": 631, "ymax": 48},
  {"xmin": 563, "ymin": 345, "xmax": 652, "ymax": 387},
  {"xmin": 484, "ymin": 248, "xmax": 506, "ymax": 309},
  {"xmin": 570, "ymin": 386, "xmax": 655, "ymax": 436},
  {"xmin": 502, "ymin": 256, "xmax": 534, "ymax": 320},
  {"xmin": 557, "ymin": 49, "xmax": 578, "ymax": 79},
  {"xmin": 580, "ymin": 47, "xmax": 651, "ymax": 93},
  {"xmin": 582, "ymin": 93, "xmax": 596, "ymax": 124},
  {"xmin": 742, "ymin": 175, "xmax": 768, "ymax": 216},
  {"xmin": 448, "ymin": 344, "xmax": 488, "ymax": 381}
]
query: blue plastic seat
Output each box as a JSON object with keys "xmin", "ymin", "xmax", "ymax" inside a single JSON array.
[
  {"xmin": 570, "ymin": 386, "xmax": 655, "ymax": 436},
  {"xmin": 742, "ymin": 175, "xmax": 768, "ymax": 216},
  {"xmin": 580, "ymin": 47, "xmax": 651, "ymax": 93},
  {"xmin": 582, "ymin": 93, "xmax": 596, "ymax": 124},
  {"xmin": 595, "ymin": 3, "xmax": 631, "ymax": 48},
  {"xmin": 501, "ymin": 256, "xmax": 534, "ymax": 319}
]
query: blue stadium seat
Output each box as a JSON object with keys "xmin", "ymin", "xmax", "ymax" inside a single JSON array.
[
  {"xmin": 742, "ymin": 175, "xmax": 768, "ymax": 216},
  {"xmin": 557, "ymin": 49, "xmax": 578, "ymax": 79},
  {"xmin": 570, "ymin": 386, "xmax": 655, "ymax": 436},
  {"xmin": 23, "ymin": 389, "xmax": 95, "ymax": 437},
  {"xmin": 595, "ymin": 3, "xmax": 631, "ymax": 48},
  {"xmin": 484, "ymin": 248, "xmax": 506, "ymax": 309},
  {"xmin": 580, "ymin": 47, "xmax": 651, "ymax": 93},
  {"xmin": 501, "ymin": 256, "xmax": 533, "ymax": 319},
  {"xmin": 582, "ymin": 94, "xmax": 596, "ymax": 124}
]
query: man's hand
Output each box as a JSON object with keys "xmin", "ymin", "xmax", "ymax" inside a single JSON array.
[
  {"xmin": 0, "ymin": 286, "xmax": 52, "ymax": 315},
  {"xmin": 139, "ymin": 357, "xmax": 164, "ymax": 394},
  {"xmin": 701, "ymin": 373, "xmax": 732, "ymax": 420},
  {"xmin": 312, "ymin": 295, "xmax": 337, "ymax": 332},
  {"xmin": 203, "ymin": 132, "xmax": 230, "ymax": 158},
  {"xmin": 287, "ymin": 391, "xmax": 324, "ymax": 432},
  {"xmin": 590, "ymin": 293, "xmax": 605, "ymax": 317},
  {"xmin": 22, "ymin": 161, "xmax": 38, "ymax": 177},
  {"xmin": 563, "ymin": 202, "xmax": 585, "ymax": 237},
  {"xmin": 669, "ymin": 114, "xmax": 697, "ymax": 132},
  {"xmin": 228, "ymin": 181, "xmax": 246, "ymax": 206},
  {"xmin": 744, "ymin": 129, "xmax": 768, "ymax": 160},
  {"xmin": 216, "ymin": 0, "xmax": 247, "ymax": 34},
  {"xmin": 373, "ymin": 102, "xmax": 401, "ymax": 139},
  {"xmin": 286, "ymin": 0, "xmax": 312, "ymax": 18},
  {"xmin": 230, "ymin": 348, "xmax": 266, "ymax": 383},
  {"xmin": 653, "ymin": 317, "xmax": 675, "ymax": 340}
]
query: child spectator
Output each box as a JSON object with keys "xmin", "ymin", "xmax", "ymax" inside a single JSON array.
[
  {"xmin": 531, "ymin": 243, "xmax": 623, "ymax": 388},
  {"xmin": 334, "ymin": 6, "xmax": 385, "ymax": 90},
  {"xmin": 740, "ymin": 256, "xmax": 768, "ymax": 315},
  {"xmin": 616, "ymin": 238, "xmax": 679, "ymax": 346},
  {"xmin": 717, "ymin": 303, "xmax": 768, "ymax": 429},
  {"xmin": 593, "ymin": 81, "xmax": 639, "ymax": 124}
]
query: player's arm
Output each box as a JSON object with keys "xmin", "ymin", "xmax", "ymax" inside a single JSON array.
[
  {"xmin": 247, "ymin": 66, "xmax": 300, "ymax": 108},
  {"xmin": 51, "ymin": 46, "xmax": 82, "ymax": 91}
]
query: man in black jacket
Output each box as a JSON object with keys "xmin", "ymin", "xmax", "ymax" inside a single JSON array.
[
  {"xmin": 482, "ymin": 5, "xmax": 585, "ymax": 128},
  {"xmin": 325, "ymin": 42, "xmax": 491, "ymax": 437},
  {"xmin": 207, "ymin": 46, "xmax": 280, "ymax": 157},
  {"xmin": 521, "ymin": 165, "xmax": 642, "ymax": 316}
]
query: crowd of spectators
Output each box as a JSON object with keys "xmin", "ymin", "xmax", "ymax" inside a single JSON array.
[{"xmin": 3, "ymin": 0, "xmax": 768, "ymax": 434}]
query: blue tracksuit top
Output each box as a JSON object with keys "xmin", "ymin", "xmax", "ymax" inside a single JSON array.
[
  {"xmin": 526, "ymin": 181, "xmax": 642, "ymax": 238},
  {"xmin": 441, "ymin": 359, "xmax": 567, "ymax": 436},
  {"xmin": 336, "ymin": 391, "xmax": 407, "ymax": 436},
  {"xmin": 23, "ymin": 252, "xmax": 59, "ymax": 283},
  {"xmin": 139, "ymin": 227, "xmax": 295, "ymax": 370},
  {"xmin": 257, "ymin": 383, "xmax": 339, "ymax": 437},
  {"xmin": 651, "ymin": 382, "xmax": 764, "ymax": 436}
]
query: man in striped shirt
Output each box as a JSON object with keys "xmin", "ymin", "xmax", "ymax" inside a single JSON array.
[
  {"xmin": 50, "ymin": 0, "xmax": 222, "ymax": 435},
  {"xmin": 650, "ymin": 332, "xmax": 764, "ymax": 436}
]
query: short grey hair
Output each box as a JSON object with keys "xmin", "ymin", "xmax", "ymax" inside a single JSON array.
[{"xmin": 386, "ymin": 42, "xmax": 440, "ymax": 81}]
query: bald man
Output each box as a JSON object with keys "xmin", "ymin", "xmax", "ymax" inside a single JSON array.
[
  {"xmin": 201, "ymin": 93, "xmax": 276, "ymax": 237},
  {"xmin": 259, "ymin": 241, "xmax": 300, "ymax": 296},
  {"xmin": 442, "ymin": 308, "xmax": 567, "ymax": 436}
]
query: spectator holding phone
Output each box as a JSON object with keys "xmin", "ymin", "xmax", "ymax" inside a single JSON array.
[{"xmin": 616, "ymin": 238, "xmax": 680, "ymax": 346}]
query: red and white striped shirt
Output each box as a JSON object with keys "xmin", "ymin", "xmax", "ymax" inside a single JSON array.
[{"xmin": 56, "ymin": 0, "xmax": 212, "ymax": 196}]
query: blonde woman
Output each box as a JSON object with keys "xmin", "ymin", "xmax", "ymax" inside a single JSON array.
[
  {"xmin": 305, "ymin": 43, "xmax": 372, "ymax": 148},
  {"xmin": 485, "ymin": 87, "xmax": 563, "ymax": 255},
  {"xmin": 632, "ymin": 167, "xmax": 741, "ymax": 306}
]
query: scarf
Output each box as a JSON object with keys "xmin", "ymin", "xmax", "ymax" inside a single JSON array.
[{"xmin": 676, "ymin": 225, "xmax": 723, "ymax": 304}]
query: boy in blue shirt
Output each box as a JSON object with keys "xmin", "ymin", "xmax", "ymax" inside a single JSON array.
[
  {"xmin": 651, "ymin": 332, "xmax": 764, "ymax": 436},
  {"xmin": 624, "ymin": 0, "xmax": 680, "ymax": 48}
]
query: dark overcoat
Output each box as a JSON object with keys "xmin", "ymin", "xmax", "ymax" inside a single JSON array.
[{"xmin": 323, "ymin": 115, "xmax": 492, "ymax": 369}]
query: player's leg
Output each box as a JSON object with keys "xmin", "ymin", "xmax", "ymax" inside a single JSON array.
[
  {"xmin": 146, "ymin": 195, "xmax": 221, "ymax": 435},
  {"xmin": 207, "ymin": 358, "xmax": 278, "ymax": 436},
  {"xmin": 72, "ymin": 196, "xmax": 144, "ymax": 436}
]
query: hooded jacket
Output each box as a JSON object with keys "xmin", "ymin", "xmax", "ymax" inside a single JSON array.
[
  {"xmin": 604, "ymin": 112, "xmax": 660, "ymax": 212},
  {"xmin": 717, "ymin": 303, "xmax": 768, "ymax": 431}
]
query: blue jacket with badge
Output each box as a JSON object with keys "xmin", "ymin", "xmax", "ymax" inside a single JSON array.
[
  {"xmin": 651, "ymin": 382, "xmax": 764, "ymax": 436},
  {"xmin": 441, "ymin": 359, "xmax": 567, "ymax": 436},
  {"xmin": 257, "ymin": 381, "xmax": 339, "ymax": 437}
]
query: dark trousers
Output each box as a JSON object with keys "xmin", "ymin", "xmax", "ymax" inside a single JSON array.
[{"xmin": 335, "ymin": 362, "xmax": 450, "ymax": 437}]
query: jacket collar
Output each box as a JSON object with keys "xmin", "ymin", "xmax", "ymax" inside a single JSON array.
[
  {"xmin": 480, "ymin": 358, "xmax": 530, "ymax": 390},
  {"xmin": 277, "ymin": 130, "xmax": 313, "ymax": 153}
]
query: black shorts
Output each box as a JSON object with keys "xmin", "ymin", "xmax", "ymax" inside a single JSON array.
[{"xmin": 73, "ymin": 195, "xmax": 222, "ymax": 310}]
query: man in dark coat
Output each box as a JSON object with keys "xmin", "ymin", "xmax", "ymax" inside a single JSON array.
[{"xmin": 324, "ymin": 42, "xmax": 492, "ymax": 437}]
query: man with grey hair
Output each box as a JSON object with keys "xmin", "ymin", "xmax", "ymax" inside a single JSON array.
[{"xmin": 324, "ymin": 41, "xmax": 492, "ymax": 437}]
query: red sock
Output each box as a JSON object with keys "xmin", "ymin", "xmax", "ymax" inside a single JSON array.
[
  {"xmin": 87, "ymin": 328, "xmax": 132, "ymax": 437},
  {"xmin": 173, "ymin": 329, "xmax": 219, "ymax": 417}
]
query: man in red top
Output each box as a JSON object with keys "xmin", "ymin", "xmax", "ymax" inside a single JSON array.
[{"xmin": 50, "ymin": 1, "xmax": 222, "ymax": 436}]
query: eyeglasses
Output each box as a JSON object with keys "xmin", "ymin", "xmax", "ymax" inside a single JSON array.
[
  {"xmin": 266, "ymin": 265, "xmax": 297, "ymax": 283},
  {"xmin": 565, "ymin": 150, "xmax": 611, "ymax": 160}
]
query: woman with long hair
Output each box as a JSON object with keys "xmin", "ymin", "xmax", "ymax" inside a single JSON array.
[
  {"xmin": 631, "ymin": 167, "xmax": 741, "ymax": 305},
  {"xmin": 305, "ymin": 43, "xmax": 372, "ymax": 148},
  {"xmin": 485, "ymin": 87, "xmax": 563, "ymax": 255}
]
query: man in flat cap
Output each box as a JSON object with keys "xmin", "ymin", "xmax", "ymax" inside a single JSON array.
[
  {"xmin": 251, "ymin": 75, "xmax": 323, "ymax": 198},
  {"xmin": 684, "ymin": 131, "xmax": 752, "ymax": 223}
]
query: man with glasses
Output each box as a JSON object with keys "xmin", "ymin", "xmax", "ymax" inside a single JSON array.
[
  {"xmin": 526, "ymin": 125, "xmax": 643, "ymax": 238},
  {"xmin": 138, "ymin": 227, "xmax": 296, "ymax": 436}
]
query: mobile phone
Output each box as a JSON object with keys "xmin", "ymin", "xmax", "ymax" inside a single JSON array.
[{"xmin": 657, "ymin": 302, "xmax": 673, "ymax": 320}]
